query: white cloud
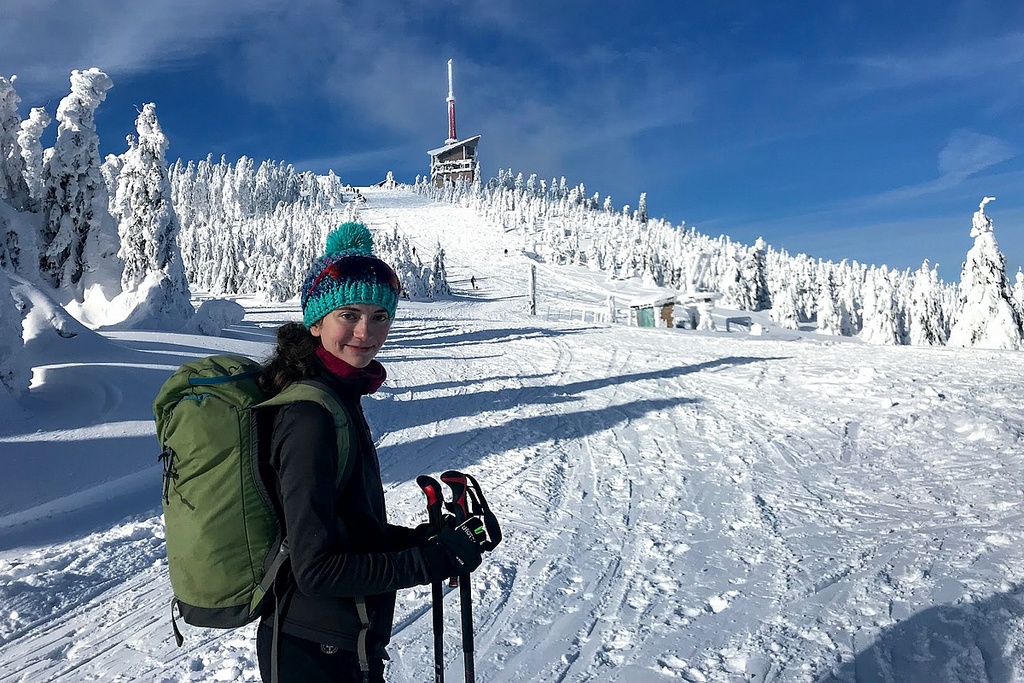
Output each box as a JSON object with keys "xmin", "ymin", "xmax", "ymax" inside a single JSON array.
[
  {"xmin": 937, "ymin": 129, "xmax": 1016, "ymax": 178},
  {"xmin": 0, "ymin": 0, "xmax": 275, "ymax": 93},
  {"xmin": 840, "ymin": 32, "xmax": 1024, "ymax": 94}
]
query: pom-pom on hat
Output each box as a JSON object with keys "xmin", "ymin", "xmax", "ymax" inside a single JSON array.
[{"xmin": 300, "ymin": 222, "xmax": 401, "ymax": 328}]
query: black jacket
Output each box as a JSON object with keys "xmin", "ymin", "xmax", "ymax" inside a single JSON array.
[{"xmin": 260, "ymin": 364, "xmax": 432, "ymax": 657}]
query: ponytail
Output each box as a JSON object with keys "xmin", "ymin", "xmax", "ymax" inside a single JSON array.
[{"xmin": 258, "ymin": 322, "xmax": 320, "ymax": 395}]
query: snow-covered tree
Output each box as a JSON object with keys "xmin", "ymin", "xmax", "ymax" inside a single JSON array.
[
  {"xmin": 0, "ymin": 265, "xmax": 29, "ymax": 402},
  {"xmin": 719, "ymin": 244, "xmax": 749, "ymax": 309},
  {"xmin": 770, "ymin": 281, "xmax": 800, "ymax": 329},
  {"xmin": 0, "ymin": 75, "xmax": 32, "ymax": 211},
  {"xmin": 947, "ymin": 197, "xmax": 1023, "ymax": 350},
  {"xmin": 1010, "ymin": 268, "xmax": 1024, "ymax": 320},
  {"xmin": 838, "ymin": 263, "xmax": 863, "ymax": 335},
  {"xmin": 860, "ymin": 266, "xmax": 902, "ymax": 345},
  {"xmin": 0, "ymin": 84, "xmax": 46, "ymax": 279},
  {"xmin": 111, "ymin": 104, "xmax": 189, "ymax": 300},
  {"xmin": 816, "ymin": 264, "xmax": 844, "ymax": 336},
  {"xmin": 39, "ymin": 68, "xmax": 114, "ymax": 295},
  {"xmin": 743, "ymin": 238, "xmax": 772, "ymax": 311},
  {"xmin": 18, "ymin": 106, "xmax": 50, "ymax": 209},
  {"xmin": 908, "ymin": 260, "xmax": 947, "ymax": 346}
]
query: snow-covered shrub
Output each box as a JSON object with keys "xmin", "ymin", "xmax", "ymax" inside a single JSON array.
[
  {"xmin": 181, "ymin": 298, "xmax": 245, "ymax": 336},
  {"xmin": 112, "ymin": 270, "xmax": 195, "ymax": 331}
]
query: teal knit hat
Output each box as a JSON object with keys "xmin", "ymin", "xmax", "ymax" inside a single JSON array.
[{"xmin": 300, "ymin": 222, "xmax": 401, "ymax": 327}]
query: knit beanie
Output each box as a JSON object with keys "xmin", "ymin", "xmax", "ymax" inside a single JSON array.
[{"xmin": 300, "ymin": 222, "xmax": 401, "ymax": 328}]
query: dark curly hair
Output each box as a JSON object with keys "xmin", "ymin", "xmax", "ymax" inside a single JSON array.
[{"xmin": 258, "ymin": 322, "xmax": 321, "ymax": 395}]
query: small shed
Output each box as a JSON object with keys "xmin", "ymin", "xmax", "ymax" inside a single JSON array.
[
  {"xmin": 676, "ymin": 291, "xmax": 723, "ymax": 330},
  {"xmin": 629, "ymin": 295, "xmax": 676, "ymax": 328}
]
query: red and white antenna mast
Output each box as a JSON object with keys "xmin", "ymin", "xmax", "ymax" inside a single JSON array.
[{"xmin": 446, "ymin": 58, "xmax": 457, "ymax": 144}]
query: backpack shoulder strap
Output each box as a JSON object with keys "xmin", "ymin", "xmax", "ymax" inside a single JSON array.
[{"xmin": 257, "ymin": 381, "xmax": 356, "ymax": 487}]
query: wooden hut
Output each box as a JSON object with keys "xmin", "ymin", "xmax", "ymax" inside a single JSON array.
[{"xmin": 629, "ymin": 295, "xmax": 676, "ymax": 328}]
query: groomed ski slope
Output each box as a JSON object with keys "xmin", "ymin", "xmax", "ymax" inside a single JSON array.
[{"xmin": 2, "ymin": 187, "xmax": 1024, "ymax": 682}]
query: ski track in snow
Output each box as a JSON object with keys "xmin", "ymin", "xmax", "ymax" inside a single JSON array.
[{"xmin": 3, "ymin": 187, "xmax": 1024, "ymax": 682}]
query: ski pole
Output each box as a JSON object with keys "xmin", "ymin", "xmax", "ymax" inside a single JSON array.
[
  {"xmin": 417, "ymin": 475, "xmax": 447, "ymax": 683},
  {"xmin": 441, "ymin": 471, "xmax": 476, "ymax": 683}
]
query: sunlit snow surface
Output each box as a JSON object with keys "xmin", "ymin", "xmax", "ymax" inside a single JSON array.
[{"xmin": 2, "ymin": 188, "xmax": 1024, "ymax": 682}]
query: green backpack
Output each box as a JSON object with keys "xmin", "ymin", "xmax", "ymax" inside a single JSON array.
[{"xmin": 153, "ymin": 354, "xmax": 353, "ymax": 645}]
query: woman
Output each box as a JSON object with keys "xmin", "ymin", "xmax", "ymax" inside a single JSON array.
[{"xmin": 256, "ymin": 222, "xmax": 483, "ymax": 683}]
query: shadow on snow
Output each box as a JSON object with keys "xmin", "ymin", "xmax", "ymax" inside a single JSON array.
[{"xmin": 816, "ymin": 586, "xmax": 1024, "ymax": 683}]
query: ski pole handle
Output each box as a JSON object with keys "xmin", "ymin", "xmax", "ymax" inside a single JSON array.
[{"xmin": 417, "ymin": 475, "xmax": 446, "ymax": 529}]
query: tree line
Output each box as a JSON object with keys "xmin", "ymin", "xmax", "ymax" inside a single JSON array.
[{"xmin": 415, "ymin": 170, "xmax": 1024, "ymax": 350}]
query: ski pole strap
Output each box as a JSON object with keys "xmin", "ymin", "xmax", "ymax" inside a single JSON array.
[
  {"xmin": 270, "ymin": 581, "xmax": 295, "ymax": 683},
  {"xmin": 271, "ymin": 583, "xmax": 282, "ymax": 683},
  {"xmin": 170, "ymin": 598, "xmax": 184, "ymax": 647},
  {"xmin": 443, "ymin": 471, "xmax": 502, "ymax": 552},
  {"xmin": 355, "ymin": 597, "xmax": 372, "ymax": 678},
  {"xmin": 259, "ymin": 539, "xmax": 290, "ymax": 594},
  {"xmin": 440, "ymin": 471, "xmax": 470, "ymax": 523},
  {"xmin": 416, "ymin": 475, "xmax": 446, "ymax": 531}
]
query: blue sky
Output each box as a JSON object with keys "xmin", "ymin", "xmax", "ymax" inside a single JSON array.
[{"xmin": 3, "ymin": 0, "xmax": 1023, "ymax": 281}]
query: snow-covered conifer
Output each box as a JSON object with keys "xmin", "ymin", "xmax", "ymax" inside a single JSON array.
[
  {"xmin": 743, "ymin": 238, "xmax": 771, "ymax": 311},
  {"xmin": 1010, "ymin": 268, "xmax": 1024, "ymax": 320},
  {"xmin": 769, "ymin": 281, "xmax": 800, "ymax": 329},
  {"xmin": 816, "ymin": 264, "xmax": 843, "ymax": 336},
  {"xmin": 838, "ymin": 263, "xmax": 863, "ymax": 335},
  {"xmin": 720, "ymin": 244, "xmax": 751, "ymax": 310},
  {"xmin": 111, "ymin": 104, "xmax": 190, "ymax": 305},
  {"xmin": 0, "ymin": 83, "xmax": 45, "ymax": 277},
  {"xmin": 908, "ymin": 260, "xmax": 947, "ymax": 346},
  {"xmin": 19, "ymin": 107, "xmax": 51, "ymax": 209},
  {"xmin": 0, "ymin": 76, "xmax": 32, "ymax": 212},
  {"xmin": 39, "ymin": 68, "xmax": 114, "ymax": 294},
  {"xmin": 860, "ymin": 266, "xmax": 903, "ymax": 345},
  {"xmin": 0, "ymin": 265, "xmax": 29, "ymax": 401},
  {"xmin": 947, "ymin": 197, "xmax": 1023, "ymax": 350}
]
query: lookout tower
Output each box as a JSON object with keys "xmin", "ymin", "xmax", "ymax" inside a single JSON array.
[{"xmin": 428, "ymin": 59, "xmax": 480, "ymax": 187}]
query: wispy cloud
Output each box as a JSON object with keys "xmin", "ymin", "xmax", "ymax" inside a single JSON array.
[
  {"xmin": 0, "ymin": 1, "xmax": 273, "ymax": 94},
  {"xmin": 292, "ymin": 145, "xmax": 414, "ymax": 175},
  {"xmin": 826, "ymin": 130, "xmax": 1019, "ymax": 211},
  {"xmin": 833, "ymin": 31, "xmax": 1024, "ymax": 99},
  {"xmin": 937, "ymin": 129, "xmax": 1016, "ymax": 178}
]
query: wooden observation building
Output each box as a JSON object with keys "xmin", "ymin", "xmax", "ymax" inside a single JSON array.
[{"xmin": 428, "ymin": 59, "xmax": 480, "ymax": 187}]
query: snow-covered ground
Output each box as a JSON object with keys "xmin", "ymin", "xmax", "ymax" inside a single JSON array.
[{"xmin": 3, "ymin": 188, "xmax": 1024, "ymax": 682}]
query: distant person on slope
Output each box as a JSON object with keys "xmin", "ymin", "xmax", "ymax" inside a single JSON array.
[{"xmin": 255, "ymin": 221, "xmax": 488, "ymax": 683}]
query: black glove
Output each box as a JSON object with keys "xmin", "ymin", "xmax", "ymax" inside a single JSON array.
[{"xmin": 421, "ymin": 517, "xmax": 486, "ymax": 581}]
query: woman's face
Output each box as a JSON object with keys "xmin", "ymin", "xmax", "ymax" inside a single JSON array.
[{"xmin": 310, "ymin": 304, "xmax": 391, "ymax": 368}]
